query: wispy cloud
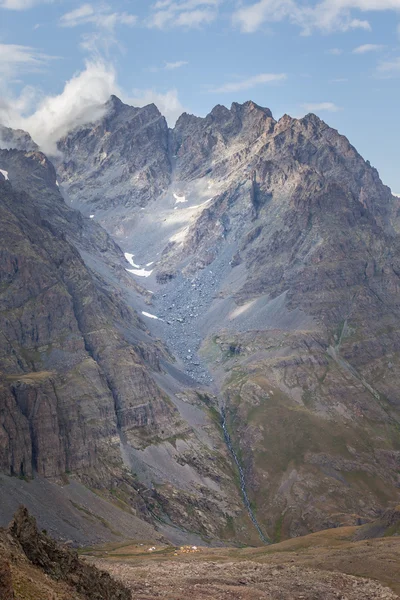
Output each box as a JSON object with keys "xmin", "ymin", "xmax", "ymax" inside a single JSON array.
[
  {"xmin": 0, "ymin": 43, "xmax": 56, "ymax": 76},
  {"xmin": 353, "ymin": 43, "xmax": 385, "ymax": 54},
  {"xmin": 327, "ymin": 48, "xmax": 343, "ymax": 55},
  {"xmin": 146, "ymin": 60, "xmax": 189, "ymax": 73},
  {"xmin": 165, "ymin": 60, "xmax": 188, "ymax": 70},
  {"xmin": 302, "ymin": 102, "xmax": 341, "ymax": 112},
  {"xmin": 0, "ymin": 0, "xmax": 48, "ymax": 9},
  {"xmin": 147, "ymin": 0, "xmax": 219, "ymax": 29},
  {"xmin": 59, "ymin": 3, "xmax": 137, "ymax": 54},
  {"xmin": 59, "ymin": 4, "xmax": 137, "ymax": 29},
  {"xmin": 377, "ymin": 56, "xmax": 400, "ymax": 76},
  {"xmin": 210, "ymin": 72, "xmax": 287, "ymax": 93},
  {"xmin": 0, "ymin": 56, "xmax": 186, "ymax": 156},
  {"xmin": 232, "ymin": 0, "xmax": 400, "ymax": 35},
  {"xmin": 0, "ymin": 60, "xmax": 118, "ymax": 155}
]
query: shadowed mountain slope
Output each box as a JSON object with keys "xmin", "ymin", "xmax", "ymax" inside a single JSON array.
[{"xmin": 1, "ymin": 97, "xmax": 400, "ymax": 544}]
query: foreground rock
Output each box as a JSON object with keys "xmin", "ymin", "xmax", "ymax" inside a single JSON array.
[{"xmin": 0, "ymin": 507, "xmax": 131, "ymax": 599}]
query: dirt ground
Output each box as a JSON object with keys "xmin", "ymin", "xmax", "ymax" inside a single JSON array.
[{"xmin": 86, "ymin": 527, "xmax": 400, "ymax": 599}]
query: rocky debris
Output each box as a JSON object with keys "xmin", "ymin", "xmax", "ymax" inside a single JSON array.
[
  {"xmin": 152, "ymin": 266, "xmax": 230, "ymax": 383},
  {"xmin": 95, "ymin": 557, "xmax": 398, "ymax": 599}
]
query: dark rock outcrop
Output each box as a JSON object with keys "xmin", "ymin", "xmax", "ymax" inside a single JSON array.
[{"xmin": 9, "ymin": 507, "xmax": 130, "ymax": 599}]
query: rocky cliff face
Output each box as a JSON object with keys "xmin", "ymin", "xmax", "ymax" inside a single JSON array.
[
  {"xmin": 2, "ymin": 97, "xmax": 400, "ymax": 545},
  {"xmin": 57, "ymin": 96, "xmax": 171, "ymax": 235},
  {"xmin": 54, "ymin": 97, "xmax": 400, "ymax": 542},
  {"xmin": 0, "ymin": 145, "xmax": 250, "ymax": 546}
]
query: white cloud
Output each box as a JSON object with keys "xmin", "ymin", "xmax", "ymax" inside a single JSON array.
[
  {"xmin": 232, "ymin": 0, "xmax": 400, "ymax": 34},
  {"xmin": 0, "ymin": 43, "xmax": 56, "ymax": 76},
  {"xmin": 348, "ymin": 18, "xmax": 371, "ymax": 31},
  {"xmin": 165, "ymin": 60, "xmax": 188, "ymax": 69},
  {"xmin": 0, "ymin": 0, "xmax": 48, "ymax": 9},
  {"xmin": 59, "ymin": 3, "xmax": 136, "ymax": 54},
  {"xmin": 126, "ymin": 88, "xmax": 185, "ymax": 125},
  {"xmin": 147, "ymin": 0, "xmax": 219, "ymax": 29},
  {"xmin": 353, "ymin": 43, "xmax": 384, "ymax": 53},
  {"xmin": 377, "ymin": 56, "xmax": 400, "ymax": 75},
  {"xmin": 232, "ymin": 0, "xmax": 295, "ymax": 33},
  {"xmin": 0, "ymin": 51, "xmax": 186, "ymax": 152},
  {"xmin": 302, "ymin": 102, "xmax": 341, "ymax": 112},
  {"xmin": 211, "ymin": 72, "xmax": 287, "ymax": 93},
  {"xmin": 59, "ymin": 3, "xmax": 137, "ymax": 29},
  {"xmin": 59, "ymin": 3, "xmax": 94, "ymax": 25},
  {"xmin": 0, "ymin": 61, "xmax": 118, "ymax": 155}
]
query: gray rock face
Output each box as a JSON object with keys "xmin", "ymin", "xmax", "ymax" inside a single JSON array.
[
  {"xmin": 3, "ymin": 96, "xmax": 400, "ymax": 544},
  {"xmin": 57, "ymin": 96, "xmax": 171, "ymax": 230},
  {"xmin": 0, "ymin": 143, "xmax": 248, "ymax": 546},
  {"xmin": 0, "ymin": 125, "xmax": 38, "ymax": 152},
  {"xmin": 53, "ymin": 96, "xmax": 400, "ymax": 541}
]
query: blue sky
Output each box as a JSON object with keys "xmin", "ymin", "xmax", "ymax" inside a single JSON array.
[{"xmin": 0, "ymin": 0, "xmax": 399, "ymax": 192}]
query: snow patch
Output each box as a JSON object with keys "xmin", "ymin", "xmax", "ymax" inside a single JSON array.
[
  {"xmin": 142, "ymin": 311, "xmax": 161, "ymax": 320},
  {"xmin": 0, "ymin": 169, "xmax": 9, "ymax": 181},
  {"xmin": 124, "ymin": 253, "xmax": 140, "ymax": 268},
  {"xmin": 126, "ymin": 268, "xmax": 153, "ymax": 277},
  {"xmin": 89, "ymin": 214, "xmax": 95, "ymax": 219},
  {"xmin": 55, "ymin": 180, "xmax": 59, "ymax": 187},
  {"xmin": 146, "ymin": 261, "xmax": 154, "ymax": 267},
  {"xmin": 174, "ymin": 192, "xmax": 186, "ymax": 204}
]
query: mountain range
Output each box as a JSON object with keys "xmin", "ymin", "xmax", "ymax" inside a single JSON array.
[{"xmin": 1, "ymin": 97, "xmax": 400, "ymax": 547}]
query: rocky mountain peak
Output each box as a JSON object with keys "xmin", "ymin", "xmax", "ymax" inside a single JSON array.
[
  {"xmin": 106, "ymin": 93, "xmax": 125, "ymax": 111},
  {"xmin": 231, "ymin": 99, "xmax": 273, "ymax": 119},
  {"xmin": 104, "ymin": 95, "xmax": 164, "ymax": 126},
  {"xmin": 0, "ymin": 124, "xmax": 38, "ymax": 152}
]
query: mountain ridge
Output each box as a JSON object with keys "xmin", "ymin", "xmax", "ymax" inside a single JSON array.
[{"xmin": 1, "ymin": 96, "xmax": 400, "ymax": 545}]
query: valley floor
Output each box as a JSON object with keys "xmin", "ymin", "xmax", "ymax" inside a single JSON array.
[{"xmin": 85, "ymin": 527, "xmax": 400, "ymax": 599}]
